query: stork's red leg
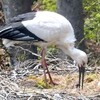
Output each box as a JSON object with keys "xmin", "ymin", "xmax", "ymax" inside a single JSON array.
[
  {"xmin": 41, "ymin": 48, "xmax": 56, "ymax": 85},
  {"xmin": 41, "ymin": 48, "xmax": 48, "ymax": 87}
]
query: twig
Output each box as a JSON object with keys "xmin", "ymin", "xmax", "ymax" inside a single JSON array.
[
  {"xmin": 15, "ymin": 46, "xmax": 41, "ymax": 58},
  {"xmin": 14, "ymin": 46, "xmax": 61, "ymax": 63}
]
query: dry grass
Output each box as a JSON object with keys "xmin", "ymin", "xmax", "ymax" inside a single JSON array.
[{"xmin": 18, "ymin": 72, "xmax": 100, "ymax": 96}]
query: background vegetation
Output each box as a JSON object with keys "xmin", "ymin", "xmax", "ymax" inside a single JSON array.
[
  {"xmin": 40, "ymin": 0, "xmax": 56, "ymax": 11},
  {"xmin": 83, "ymin": 0, "xmax": 100, "ymax": 42}
]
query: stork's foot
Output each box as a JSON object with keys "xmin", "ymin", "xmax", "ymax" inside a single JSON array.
[
  {"xmin": 43, "ymin": 75, "xmax": 58, "ymax": 86},
  {"xmin": 49, "ymin": 81, "xmax": 58, "ymax": 85}
]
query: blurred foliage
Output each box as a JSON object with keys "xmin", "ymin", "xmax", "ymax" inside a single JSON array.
[
  {"xmin": 40, "ymin": 0, "xmax": 56, "ymax": 11},
  {"xmin": 83, "ymin": 0, "xmax": 100, "ymax": 42}
]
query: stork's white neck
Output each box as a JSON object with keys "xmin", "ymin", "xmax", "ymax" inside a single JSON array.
[
  {"xmin": 68, "ymin": 48, "xmax": 82, "ymax": 60},
  {"xmin": 60, "ymin": 44, "xmax": 87, "ymax": 66},
  {"xmin": 67, "ymin": 48, "xmax": 88, "ymax": 66}
]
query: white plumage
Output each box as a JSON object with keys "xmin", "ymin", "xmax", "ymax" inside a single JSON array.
[
  {"xmin": 0, "ymin": 11, "xmax": 88, "ymax": 88},
  {"xmin": 22, "ymin": 11, "xmax": 75, "ymax": 42}
]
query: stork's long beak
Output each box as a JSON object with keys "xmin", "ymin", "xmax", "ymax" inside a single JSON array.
[{"xmin": 78, "ymin": 66, "xmax": 85, "ymax": 89}]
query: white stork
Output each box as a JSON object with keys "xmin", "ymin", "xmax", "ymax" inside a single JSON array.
[{"xmin": 0, "ymin": 11, "xmax": 88, "ymax": 88}]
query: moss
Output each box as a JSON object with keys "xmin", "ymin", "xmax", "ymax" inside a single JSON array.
[
  {"xmin": 35, "ymin": 78, "xmax": 52, "ymax": 88},
  {"xmin": 40, "ymin": 0, "xmax": 56, "ymax": 11}
]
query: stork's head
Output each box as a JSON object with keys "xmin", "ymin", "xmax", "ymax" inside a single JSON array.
[{"xmin": 71, "ymin": 48, "xmax": 88, "ymax": 67}]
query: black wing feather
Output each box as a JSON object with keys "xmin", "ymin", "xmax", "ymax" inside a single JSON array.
[
  {"xmin": 0, "ymin": 22, "xmax": 45, "ymax": 42},
  {"xmin": 0, "ymin": 12, "xmax": 46, "ymax": 42}
]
